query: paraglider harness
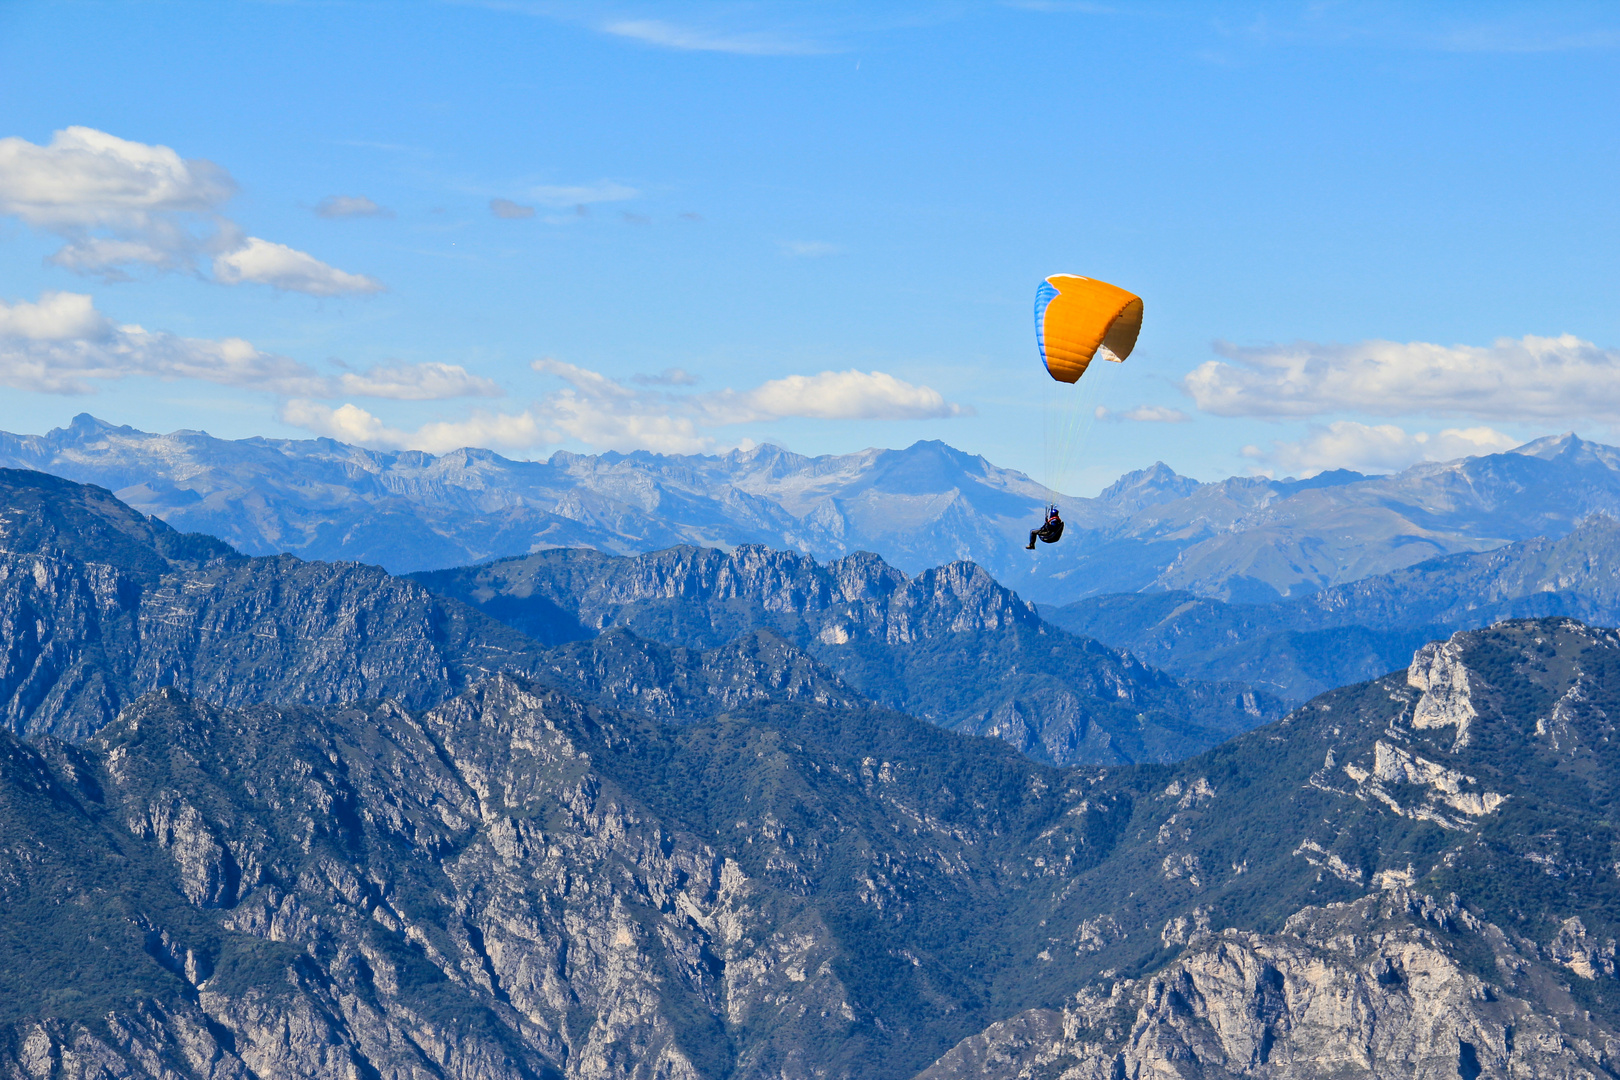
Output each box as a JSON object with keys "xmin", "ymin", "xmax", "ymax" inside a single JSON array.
[{"xmin": 1027, "ymin": 505, "xmax": 1064, "ymax": 550}]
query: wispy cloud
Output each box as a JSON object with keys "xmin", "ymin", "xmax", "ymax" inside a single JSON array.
[
  {"xmin": 0, "ymin": 127, "xmax": 383, "ymax": 295},
  {"xmin": 1186, "ymin": 334, "xmax": 1620, "ymax": 424},
  {"xmin": 602, "ymin": 18, "xmax": 822, "ymax": 55},
  {"xmin": 632, "ymin": 367, "xmax": 699, "ymax": 387},
  {"xmin": 1096, "ymin": 404, "xmax": 1188, "ymax": 423},
  {"xmin": 0, "ymin": 291, "xmax": 496, "ymax": 399},
  {"xmin": 490, "ymin": 197, "xmax": 536, "ymax": 219},
  {"xmin": 315, "ymin": 194, "xmax": 392, "ymax": 219},
  {"xmin": 529, "ymin": 180, "xmax": 638, "ymax": 206}
]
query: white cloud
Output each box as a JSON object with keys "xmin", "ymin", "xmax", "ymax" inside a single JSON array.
[
  {"xmin": 0, "ymin": 292, "xmax": 323, "ymax": 396},
  {"xmin": 0, "ymin": 290, "xmax": 111, "ymax": 341},
  {"xmin": 0, "ymin": 291, "xmax": 492, "ymax": 399},
  {"xmin": 726, "ymin": 370, "xmax": 967, "ymax": 422},
  {"xmin": 0, "ymin": 126, "xmax": 382, "ymax": 294},
  {"xmin": 1096, "ymin": 404, "xmax": 1189, "ymax": 423},
  {"xmin": 1186, "ymin": 334, "xmax": 1620, "ymax": 423},
  {"xmin": 0, "ymin": 125, "xmax": 233, "ymax": 229},
  {"xmin": 490, "ymin": 197, "xmax": 536, "ymax": 219},
  {"xmin": 602, "ymin": 19, "xmax": 819, "ymax": 55},
  {"xmin": 275, "ymin": 360, "xmax": 969, "ymax": 456},
  {"xmin": 334, "ymin": 361, "xmax": 500, "ymax": 400},
  {"xmin": 281, "ymin": 400, "xmax": 559, "ymax": 455},
  {"xmin": 315, "ymin": 195, "xmax": 391, "ymax": 218},
  {"xmin": 213, "ymin": 237, "xmax": 385, "ymax": 296},
  {"xmin": 1242, "ymin": 421, "xmax": 1521, "ymax": 477}
]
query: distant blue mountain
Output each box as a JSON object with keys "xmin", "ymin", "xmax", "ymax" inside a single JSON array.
[{"xmin": 6, "ymin": 415, "xmax": 1620, "ymax": 604}]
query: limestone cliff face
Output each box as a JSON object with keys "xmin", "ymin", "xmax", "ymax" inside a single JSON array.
[
  {"xmin": 912, "ymin": 617, "xmax": 1620, "ymax": 1078},
  {"xmin": 0, "ymin": 682, "xmax": 874, "ymax": 1079},
  {"xmin": 919, "ymin": 887, "xmax": 1620, "ymax": 1079}
]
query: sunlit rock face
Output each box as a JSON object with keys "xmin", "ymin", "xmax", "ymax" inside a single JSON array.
[{"xmin": 919, "ymin": 888, "xmax": 1619, "ymax": 1080}]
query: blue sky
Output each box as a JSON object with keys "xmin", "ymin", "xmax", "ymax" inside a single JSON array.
[{"xmin": 1, "ymin": 1, "xmax": 1618, "ymax": 493}]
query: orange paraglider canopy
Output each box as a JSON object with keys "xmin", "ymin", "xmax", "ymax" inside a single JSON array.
[{"xmin": 1034, "ymin": 275, "xmax": 1143, "ymax": 383}]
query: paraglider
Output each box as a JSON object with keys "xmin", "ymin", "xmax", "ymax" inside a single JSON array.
[
  {"xmin": 1034, "ymin": 274, "xmax": 1143, "ymax": 383},
  {"xmin": 1027, "ymin": 274, "xmax": 1141, "ymax": 550},
  {"xmin": 1026, "ymin": 505, "xmax": 1064, "ymax": 549}
]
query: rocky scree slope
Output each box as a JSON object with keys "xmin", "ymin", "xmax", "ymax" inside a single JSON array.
[
  {"xmin": 13, "ymin": 416, "xmax": 1620, "ymax": 605},
  {"xmin": 412, "ymin": 543, "xmax": 1278, "ymax": 766},
  {"xmin": 916, "ymin": 616, "xmax": 1620, "ymax": 1077},
  {"xmin": 1046, "ymin": 512, "xmax": 1620, "ymax": 702}
]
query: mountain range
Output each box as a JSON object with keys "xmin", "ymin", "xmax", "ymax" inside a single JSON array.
[
  {"xmin": 4, "ymin": 439, "xmax": 1620, "ymax": 1076},
  {"xmin": 4, "ymin": 597, "xmax": 1617, "ymax": 1076},
  {"xmin": 10, "ymin": 415, "xmax": 1620, "ymax": 605},
  {"xmin": 0, "ymin": 468, "xmax": 1267, "ymax": 766}
]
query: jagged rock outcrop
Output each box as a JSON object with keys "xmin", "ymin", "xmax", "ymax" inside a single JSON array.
[
  {"xmin": 0, "ymin": 658, "xmax": 1133, "ymax": 1080},
  {"xmin": 919, "ymin": 888, "xmax": 1620, "ymax": 1079},
  {"xmin": 414, "ymin": 544, "xmax": 1278, "ymax": 766},
  {"xmin": 0, "ymin": 468, "xmax": 1270, "ymax": 764},
  {"xmin": 911, "ymin": 617, "xmax": 1620, "ymax": 1077}
]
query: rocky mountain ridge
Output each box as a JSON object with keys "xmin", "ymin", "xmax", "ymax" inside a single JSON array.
[
  {"xmin": 10, "ymin": 416, "xmax": 1620, "ymax": 604},
  {"xmin": 914, "ymin": 615, "xmax": 1620, "ymax": 1076},
  {"xmin": 412, "ymin": 543, "xmax": 1276, "ymax": 766},
  {"xmin": 0, "ymin": 469, "xmax": 548, "ymax": 741}
]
